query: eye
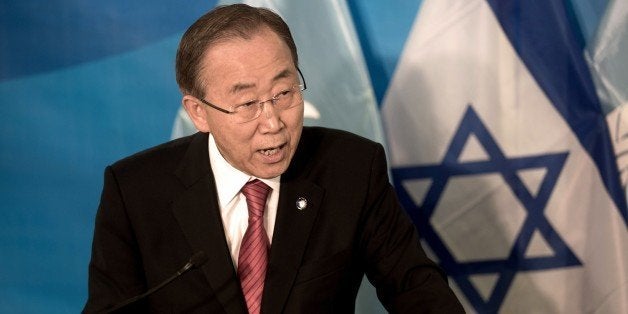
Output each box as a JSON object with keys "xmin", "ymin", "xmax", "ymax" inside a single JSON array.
[
  {"xmin": 234, "ymin": 100, "xmax": 258, "ymax": 112},
  {"xmin": 275, "ymin": 89, "xmax": 292, "ymax": 99},
  {"xmin": 238, "ymin": 100, "xmax": 257, "ymax": 108}
]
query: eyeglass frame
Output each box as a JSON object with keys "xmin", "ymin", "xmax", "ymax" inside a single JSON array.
[{"xmin": 196, "ymin": 67, "xmax": 307, "ymax": 122}]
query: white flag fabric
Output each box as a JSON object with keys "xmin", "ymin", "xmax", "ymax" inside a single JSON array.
[
  {"xmin": 171, "ymin": 1, "xmax": 387, "ymax": 313},
  {"xmin": 382, "ymin": 0, "xmax": 628, "ymax": 312}
]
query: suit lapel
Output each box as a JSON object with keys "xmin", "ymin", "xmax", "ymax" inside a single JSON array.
[
  {"xmin": 261, "ymin": 127, "xmax": 326, "ymax": 313},
  {"xmin": 262, "ymin": 175, "xmax": 324, "ymax": 313},
  {"xmin": 171, "ymin": 132, "xmax": 247, "ymax": 314}
]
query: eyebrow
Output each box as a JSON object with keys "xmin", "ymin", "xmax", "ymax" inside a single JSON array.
[{"xmin": 228, "ymin": 69, "xmax": 293, "ymax": 94}]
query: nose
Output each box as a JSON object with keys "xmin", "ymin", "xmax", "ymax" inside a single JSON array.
[{"xmin": 257, "ymin": 101, "xmax": 283, "ymax": 133}]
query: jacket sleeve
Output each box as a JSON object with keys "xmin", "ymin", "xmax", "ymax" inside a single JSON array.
[
  {"xmin": 360, "ymin": 144, "xmax": 465, "ymax": 313},
  {"xmin": 83, "ymin": 166, "xmax": 148, "ymax": 313}
]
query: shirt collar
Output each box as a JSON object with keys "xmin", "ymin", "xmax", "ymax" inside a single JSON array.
[{"xmin": 208, "ymin": 134, "xmax": 280, "ymax": 207}]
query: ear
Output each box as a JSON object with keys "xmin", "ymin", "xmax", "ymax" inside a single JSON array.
[{"xmin": 182, "ymin": 95, "xmax": 211, "ymax": 133}]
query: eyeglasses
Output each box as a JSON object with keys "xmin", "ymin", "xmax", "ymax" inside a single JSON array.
[{"xmin": 198, "ymin": 68, "xmax": 307, "ymax": 124}]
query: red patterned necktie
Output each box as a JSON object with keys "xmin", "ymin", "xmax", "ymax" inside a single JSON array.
[{"xmin": 238, "ymin": 179, "xmax": 271, "ymax": 314}]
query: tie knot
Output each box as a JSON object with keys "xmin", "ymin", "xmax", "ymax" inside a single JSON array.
[{"xmin": 241, "ymin": 179, "xmax": 271, "ymax": 218}]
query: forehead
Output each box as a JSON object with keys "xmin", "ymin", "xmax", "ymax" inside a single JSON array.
[{"xmin": 200, "ymin": 28, "xmax": 296, "ymax": 95}]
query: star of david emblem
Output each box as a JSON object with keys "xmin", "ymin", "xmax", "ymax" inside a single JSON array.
[{"xmin": 391, "ymin": 105, "xmax": 581, "ymax": 312}]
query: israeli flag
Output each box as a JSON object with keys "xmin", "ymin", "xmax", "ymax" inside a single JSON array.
[{"xmin": 382, "ymin": 0, "xmax": 628, "ymax": 312}]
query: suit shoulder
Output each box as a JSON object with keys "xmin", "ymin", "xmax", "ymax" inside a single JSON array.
[
  {"xmin": 294, "ymin": 127, "xmax": 385, "ymax": 173},
  {"xmin": 302, "ymin": 126, "xmax": 382, "ymax": 151},
  {"xmin": 110, "ymin": 132, "xmax": 204, "ymax": 176}
]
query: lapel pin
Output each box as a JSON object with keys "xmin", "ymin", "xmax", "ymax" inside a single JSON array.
[{"xmin": 296, "ymin": 197, "xmax": 307, "ymax": 211}]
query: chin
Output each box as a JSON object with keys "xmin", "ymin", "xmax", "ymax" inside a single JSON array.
[{"xmin": 253, "ymin": 163, "xmax": 289, "ymax": 179}]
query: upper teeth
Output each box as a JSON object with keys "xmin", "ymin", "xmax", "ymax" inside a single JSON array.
[{"xmin": 262, "ymin": 148, "xmax": 279, "ymax": 156}]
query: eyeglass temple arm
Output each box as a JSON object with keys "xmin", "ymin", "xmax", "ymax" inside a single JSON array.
[{"xmin": 297, "ymin": 67, "xmax": 306, "ymax": 90}]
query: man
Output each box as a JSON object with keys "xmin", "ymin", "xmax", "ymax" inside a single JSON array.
[{"xmin": 84, "ymin": 4, "xmax": 464, "ymax": 313}]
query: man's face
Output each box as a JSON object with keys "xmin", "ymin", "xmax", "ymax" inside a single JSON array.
[{"xmin": 192, "ymin": 28, "xmax": 303, "ymax": 179}]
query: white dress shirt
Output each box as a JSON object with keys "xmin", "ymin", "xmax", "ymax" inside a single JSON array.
[{"xmin": 208, "ymin": 134, "xmax": 280, "ymax": 267}]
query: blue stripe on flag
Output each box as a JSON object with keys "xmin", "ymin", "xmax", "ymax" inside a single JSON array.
[{"xmin": 486, "ymin": 0, "xmax": 628, "ymax": 226}]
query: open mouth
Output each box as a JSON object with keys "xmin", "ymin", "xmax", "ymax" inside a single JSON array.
[{"xmin": 259, "ymin": 143, "xmax": 285, "ymax": 156}]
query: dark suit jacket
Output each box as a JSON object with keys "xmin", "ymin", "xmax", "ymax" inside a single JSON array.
[{"xmin": 84, "ymin": 127, "xmax": 464, "ymax": 313}]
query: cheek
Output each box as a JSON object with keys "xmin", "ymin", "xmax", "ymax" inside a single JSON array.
[
  {"xmin": 212, "ymin": 125, "xmax": 254, "ymax": 156},
  {"xmin": 284, "ymin": 108, "xmax": 304, "ymax": 131},
  {"xmin": 291, "ymin": 117, "xmax": 304, "ymax": 142}
]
